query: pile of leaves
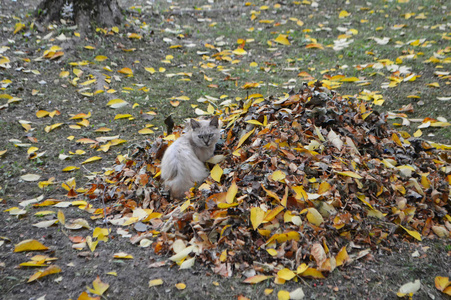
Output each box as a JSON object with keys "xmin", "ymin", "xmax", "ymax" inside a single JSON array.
[{"xmin": 85, "ymin": 82, "xmax": 450, "ymax": 281}]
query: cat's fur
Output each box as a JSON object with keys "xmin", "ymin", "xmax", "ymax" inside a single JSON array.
[{"xmin": 160, "ymin": 116, "xmax": 220, "ymax": 199}]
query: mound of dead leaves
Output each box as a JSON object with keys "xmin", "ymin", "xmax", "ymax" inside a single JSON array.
[{"xmin": 86, "ymin": 82, "xmax": 450, "ymax": 281}]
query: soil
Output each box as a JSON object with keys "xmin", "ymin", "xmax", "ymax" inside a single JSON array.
[{"xmin": 0, "ymin": 0, "xmax": 450, "ymax": 299}]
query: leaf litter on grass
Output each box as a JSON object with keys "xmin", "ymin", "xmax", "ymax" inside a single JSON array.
[{"xmin": 82, "ymin": 82, "xmax": 450, "ymax": 285}]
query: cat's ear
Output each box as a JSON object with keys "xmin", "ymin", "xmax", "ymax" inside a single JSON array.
[
  {"xmin": 209, "ymin": 116, "xmax": 219, "ymax": 128},
  {"xmin": 190, "ymin": 119, "xmax": 201, "ymax": 130}
]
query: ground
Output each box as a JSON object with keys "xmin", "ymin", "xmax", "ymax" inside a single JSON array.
[{"xmin": 0, "ymin": 0, "xmax": 450, "ymax": 299}]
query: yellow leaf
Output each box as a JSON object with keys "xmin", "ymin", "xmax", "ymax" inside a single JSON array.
[
  {"xmin": 339, "ymin": 10, "xmax": 350, "ymax": 18},
  {"xmin": 305, "ymin": 43, "xmax": 324, "ymax": 50},
  {"xmin": 232, "ymin": 48, "xmax": 247, "ymax": 55},
  {"xmin": 210, "ymin": 164, "xmax": 223, "ymax": 182},
  {"xmin": 392, "ymin": 133, "xmax": 403, "ymax": 147},
  {"xmin": 79, "ymin": 79, "xmax": 96, "ymax": 86},
  {"xmin": 14, "ymin": 23, "xmax": 26, "ymax": 34},
  {"xmin": 250, "ymin": 207, "xmax": 265, "ymax": 230},
  {"xmin": 243, "ymin": 275, "xmax": 272, "ymax": 284},
  {"xmin": 277, "ymin": 268, "xmax": 296, "ymax": 280},
  {"xmin": 113, "ymin": 252, "xmax": 134, "ymax": 259},
  {"xmin": 245, "ymin": 120, "xmax": 263, "ymax": 126},
  {"xmin": 28, "ymin": 265, "xmax": 61, "ymax": 282},
  {"xmin": 277, "ymin": 290, "xmax": 290, "ymax": 300},
  {"xmin": 149, "ymin": 279, "xmax": 164, "ymax": 287},
  {"xmin": 107, "ymin": 98, "xmax": 128, "ymax": 108},
  {"xmin": 266, "ymin": 249, "xmax": 278, "ymax": 256},
  {"xmin": 427, "ymin": 82, "xmax": 440, "ymax": 88},
  {"xmin": 14, "ymin": 239, "xmax": 49, "ymax": 252},
  {"xmin": 318, "ymin": 181, "xmax": 331, "ymax": 194},
  {"xmin": 114, "ymin": 114, "xmax": 132, "ymax": 120},
  {"xmin": 174, "ymin": 95, "xmax": 190, "ymax": 101},
  {"xmin": 138, "ymin": 128, "xmax": 154, "ymax": 135},
  {"xmin": 145, "ymin": 67, "xmax": 156, "ymax": 74},
  {"xmin": 20, "ymin": 260, "xmax": 48, "ymax": 267},
  {"xmin": 435, "ymin": 276, "xmax": 451, "ymax": 292},
  {"xmin": 77, "ymin": 119, "xmax": 90, "ymax": 127},
  {"xmin": 0, "ymin": 150, "xmax": 6, "ymax": 157},
  {"xmin": 86, "ymin": 236, "xmax": 98, "ymax": 252},
  {"xmin": 57, "ymin": 210, "xmax": 65, "ymax": 225},
  {"xmin": 413, "ymin": 129, "xmax": 422, "ymax": 137},
  {"xmin": 118, "ymin": 67, "xmax": 133, "ymax": 75},
  {"xmin": 84, "ymin": 46, "xmax": 96, "ymax": 50},
  {"xmin": 159, "ymin": 67, "xmax": 166, "ymax": 73},
  {"xmin": 128, "ymin": 33, "xmax": 142, "ymax": 39},
  {"xmin": 95, "ymin": 127, "xmax": 112, "ymax": 132},
  {"xmin": 70, "ymin": 112, "xmax": 91, "ymax": 120},
  {"xmin": 175, "ymin": 283, "xmax": 186, "ymax": 290},
  {"xmin": 296, "ymin": 263, "xmax": 309, "ymax": 274},
  {"xmin": 236, "ymin": 128, "xmax": 255, "ymax": 149},
  {"xmin": 59, "ymin": 71, "xmax": 69, "ymax": 78},
  {"xmin": 340, "ymin": 77, "xmax": 359, "ymax": 82},
  {"xmin": 300, "ymin": 268, "xmax": 325, "ymax": 279},
  {"xmin": 21, "ymin": 123, "xmax": 31, "ymax": 132},
  {"xmin": 93, "ymin": 227, "xmax": 109, "ymax": 239},
  {"xmin": 292, "ymin": 186, "xmax": 308, "ymax": 201},
  {"xmin": 335, "ymin": 171, "xmax": 362, "ymax": 179},
  {"xmin": 305, "ymin": 207, "xmax": 324, "ymax": 226},
  {"xmin": 219, "ymin": 250, "xmax": 227, "ymax": 262},
  {"xmin": 271, "ymin": 170, "xmax": 286, "ymax": 182},
  {"xmin": 274, "ymin": 34, "xmax": 290, "ymax": 46},
  {"xmin": 226, "ymin": 180, "xmax": 238, "ymax": 203},
  {"xmin": 87, "ymin": 277, "xmax": 109, "ymax": 296},
  {"xmin": 400, "ymin": 225, "xmax": 422, "ymax": 241},
  {"xmin": 81, "ymin": 156, "xmax": 102, "ymax": 164},
  {"xmin": 27, "ymin": 147, "xmax": 38, "ymax": 155},
  {"xmin": 242, "ymin": 82, "xmax": 259, "ymax": 89},
  {"xmin": 45, "ymin": 123, "xmax": 63, "ymax": 133},
  {"xmin": 36, "ymin": 110, "xmax": 50, "ymax": 118},
  {"xmin": 94, "ymin": 55, "xmax": 108, "ymax": 62},
  {"xmin": 336, "ymin": 246, "xmax": 349, "ymax": 267},
  {"xmin": 264, "ymin": 205, "xmax": 285, "ymax": 222}
]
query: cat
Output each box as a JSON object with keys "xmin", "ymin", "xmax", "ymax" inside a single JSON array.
[{"xmin": 160, "ymin": 116, "xmax": 221, "ymax": 199}]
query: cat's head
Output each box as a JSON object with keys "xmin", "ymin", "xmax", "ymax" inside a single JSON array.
[{"xmin": 190, "ymin": 116, "xmax": 220, "ymax": 147}]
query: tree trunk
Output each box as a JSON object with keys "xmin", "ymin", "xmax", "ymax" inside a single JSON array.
[{"xmin": 37, "ymin": 0, "xmax": 122, "ymax": 33}]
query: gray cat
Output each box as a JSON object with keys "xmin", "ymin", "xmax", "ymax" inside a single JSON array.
[{"xmin": 160, "ymin": 116, "xmax": 220, "ymax": 199}]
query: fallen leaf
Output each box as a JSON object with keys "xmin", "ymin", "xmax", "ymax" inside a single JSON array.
[
  {"xmin": 28, "ymin": 265, "xmax": 61, "ymax": 282},
  {"xmin": 87, "ymin": 277, "xmax": 109, "ymax": 296},
  {"xmin": 243, "ymin": 275, "xmax": 271, "ymax": 284},
  {"xmin": 210, "ymin": 164, "xmax": 223, "ymax": 182},
  {"xmin": 149, "ymin": 279, "xmax": 164, "ymax": 287}
]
